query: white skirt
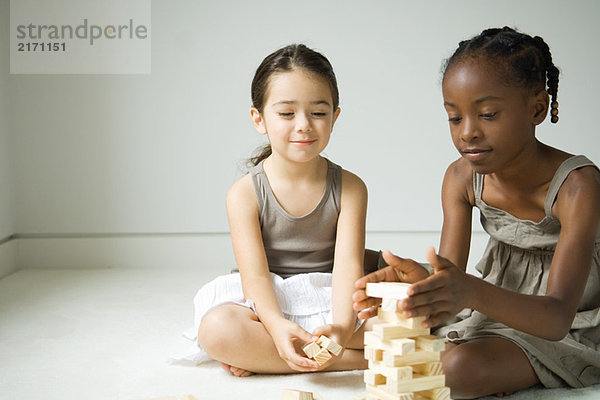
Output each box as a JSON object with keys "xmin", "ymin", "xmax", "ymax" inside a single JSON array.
[{"xmin": 169, "ymin": 272, "xmax": 340, "ymax": 365}]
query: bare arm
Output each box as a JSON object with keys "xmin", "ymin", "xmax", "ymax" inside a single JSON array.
[
  {"xmin": 226, "ymin": 175, "xmax": 318, "ymax": 370},
  {"xmin": 469, "ymin": 166, "xmax": 600, "ymax": 339},
  {"xmin": 438, "ymin": 158, "xmax": 475, "ymax": 271},
  {"xmin": 329, "ymin": 170, "xmax": 368, "ymax": 345},
  {"xmin": 405, "ymin": 166, "xmax": 600, "ymax": 340}
]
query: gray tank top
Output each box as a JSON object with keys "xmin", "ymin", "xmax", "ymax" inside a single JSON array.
[{"xmin": 250, "ymin": 158, "xmax": 342, "ymax": 278}]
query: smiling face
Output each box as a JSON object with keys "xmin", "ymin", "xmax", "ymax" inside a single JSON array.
[
  {"xmin": 250, "ymin": 68, "xmax": 340, "ymax": 164},
  {"xmin": 442, "ymin": 58, "xmax": 548, "ymax": 175}
]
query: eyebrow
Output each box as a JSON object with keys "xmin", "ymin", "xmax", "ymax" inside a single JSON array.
[
  {"xmin": 444, "ymin": 95, "xmax": 504, "ymax": 108},
  {"xmin": 272, "ymin": 100, "xmax": 332, "ymax": 106}
]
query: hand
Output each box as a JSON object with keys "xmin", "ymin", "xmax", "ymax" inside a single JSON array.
[
  {"xmin": 352, "ymin": 250, "xmax": 431, "ymax": 319},
  {"xmin": 399, "ymin": 247, "xmax": 473, "ymax": 328},
  {"xmin": 310, "ymin": 324, "xmax": 348, "ymax": 369},
  {"xmin": 269, "ymin": 319, "xmax": 321, "ymax": 372}
]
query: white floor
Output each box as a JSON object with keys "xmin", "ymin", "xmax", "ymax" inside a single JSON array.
[{"xmin": 1, "ymin": 268, "xmax": 599, "ymax": 400}]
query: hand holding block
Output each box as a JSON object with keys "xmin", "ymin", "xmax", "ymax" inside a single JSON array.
[
  {"xmin": 317, "ymin": 335, "xmax": 343, "ymax": 356},
  {"xmin": 302, "ymin": 335, "xmax": 342, "ymax": 365},
  {"xmin": 366, "ymin": 282, "xmax": 410, "ymax": 300},
  {"xmin": 313, "ymin": 347, "xmax": 332, "ymax": 365},
  {"xmin": 302, "ymin": 341, "xmax": 321, "ymax": 359}
]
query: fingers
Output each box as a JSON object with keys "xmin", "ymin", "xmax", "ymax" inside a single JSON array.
[
  {"xmin": 425, "ymin": 246, "xmax": 453, "ymax": 272},
  {"xmin": 354, "ymin": 265, "xmax": 401, "ymax": 290},
  {"xmin": 357, "ymin": 305, "xmax": 379, "ymax": 320}
]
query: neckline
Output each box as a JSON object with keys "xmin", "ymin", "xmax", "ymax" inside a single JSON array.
[
  {"xmin": 258, "ymin": 158, "xmax": 333, "ymax": 221},
  {"xmin": 476, "ymin": 155, "xmax": 586, "ymax": 226}
]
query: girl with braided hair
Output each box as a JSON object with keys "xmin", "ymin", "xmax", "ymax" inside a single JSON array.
[{"xmin": 353, "ymin": 27, "xmax": 600, "ymax": 398}]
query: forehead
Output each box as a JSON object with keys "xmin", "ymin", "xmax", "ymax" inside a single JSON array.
[
  {"xmin": 265, "ymin": 69, "xmax": 333, "ymax": 103},
  {"xmin": 442, "ymin": 58, "xmax": 529, "ymax": 103}
]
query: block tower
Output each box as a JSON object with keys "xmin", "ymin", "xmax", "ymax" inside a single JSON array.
[{"xmin": 356, "ymin": 282, "xmax": 450, "ymax": 400}]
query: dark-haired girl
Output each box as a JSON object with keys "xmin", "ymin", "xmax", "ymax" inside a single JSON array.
[
  {"xmin": 191, "ymin": 44, "xmax": 369, "ymax": 376},
  {"xmin": 353, "ymin": 27, "xmax": 600, "ymax": 398}
]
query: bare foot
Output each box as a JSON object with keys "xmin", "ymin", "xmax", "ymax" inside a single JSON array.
[{"xmin": 220, "ymin": 362, "xmax": 253, "ymax": 377}]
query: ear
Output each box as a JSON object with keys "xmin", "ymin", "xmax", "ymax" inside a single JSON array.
[
  {"xmin": 250, "ymin": 107, "xmax": 267, "ymax": 135},
  {"xmin": 531, "ymin": 90, "xmax": 550, "ymax": 126},
  {"xmin": 331, "ymin": 107, "xmax": 341, "ymax": 129}
]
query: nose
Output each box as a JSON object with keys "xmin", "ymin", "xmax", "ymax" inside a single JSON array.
[
  {"xmin": 459, "ymin": 117, "xmax": 480, "ymax": 142},
  {"xmin": 295, "ymin": 112, "xmax": 312, "ymax": 133}
]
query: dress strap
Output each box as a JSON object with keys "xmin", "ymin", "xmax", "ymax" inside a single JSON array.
[
  {"xmin": 472, "ymin": 171, "xmax": 484, "ymax": 201},
  {"xmin": 544, "ymin": 155, "xmax": 597, "ymax": 217},
  {"xmin": 249, "ymin": 160, "xmax": 267, "ymax": 218}
]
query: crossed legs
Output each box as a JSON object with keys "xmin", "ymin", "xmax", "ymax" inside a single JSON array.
[{"xmin": 198, "ymin": 303, "xmax": 369, "ymax": 376}]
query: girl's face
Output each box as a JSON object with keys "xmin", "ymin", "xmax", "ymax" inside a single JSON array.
[
  {"xmin": 250, "ymin": 68, "xmax": 340, "ymax": 164},
  {"xmin": 442, "ymin": 58, "xmax": 548, "ymax": 174}
]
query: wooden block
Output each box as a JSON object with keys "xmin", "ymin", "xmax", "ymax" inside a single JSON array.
[
  {"xmin": 369, "ymin": 361, "xmax": 413, "ymax": 381},
  {"xmin": 365, "ymin": 331, "xmax": 421, "ymax": 355},
  {"xmin": 386, "ymin": 374, "xmax": 445, "ymax": 394},
  {"xmin": 366, "ymin": 384, "xmax": 414, "ymax": 400},
  {"xmin": 364, "ymin": 345, "xmax": 383, "ymax": 362},
  {"xmin": 415, "ymin": 386, "xmax": 450, "ymax": 400},
  {"xmin": 390, "ymin": 338, "xmax": 415, "ymax": 355},
  {"xmin": 302, "ymin": 341, "xmax": 321, "ymax": 359},
  {"xmin": 316, "ymin": 335, "xmax": 343, "ymax": 356},
  {"xmin": 282, "ymin": 389, "xmax": 313, "ymax": 400},
  {"xmin": 373, "ymin": 323, "xmax": 430, "ymax": 341},
  {"xmin": 382, "ymin": 349, "xmax": 440, "ymax": 367},
  {"xmin": 412, "ymin": 362, "xmax": 443, "ymax": 376},
  {"xmin": 415, "ymin": 335, "xmax": 445, "ymax": 352},
  {"xmin": 313, "ymin": 347, "xmax": 332, "ymax": 365},
  {"xmin": 366, "ymin": 282, "xmax": 410, "ymax": 300},
  {"xmin": 381, "ymin": 297, "xmax": 400, "ymax": 312},
  {"xmin": 378, "ymin": 308, "xmax": 427, "ymax": 330},
  {"xmin": 364, "ymin": 369, "xmax": 387, "ymax": 385}
]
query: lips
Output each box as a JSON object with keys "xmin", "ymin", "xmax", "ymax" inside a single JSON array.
[
  {"xmin": 461, "ymin": 148, "xmax": 492, "ymax": 162},
  {"xmin": 290, "ymin": 139, "xmax": 316, "ymax": 145}
]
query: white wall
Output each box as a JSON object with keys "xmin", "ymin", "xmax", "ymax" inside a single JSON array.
[
  {"xmin": 0, "ymin": 0, "xmax": 18, "ymax": 277},
  {"xmin": 5, "ymin": 0, "xmax": 600, "ymax": 272}
]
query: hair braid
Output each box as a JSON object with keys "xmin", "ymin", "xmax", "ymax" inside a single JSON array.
[{"xmin": 532, "ymin": 36, "xmax": 560, "ymax": 122}]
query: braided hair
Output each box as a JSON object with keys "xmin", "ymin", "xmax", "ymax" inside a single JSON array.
[{"xmin": 443, "ymin": 27, "xmax": 560, "ymax": 123}]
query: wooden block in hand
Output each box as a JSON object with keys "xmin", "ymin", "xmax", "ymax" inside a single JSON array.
[
  {"xmin": 316, "ymin": 335, "xmax": 343, "ymax": 356},
  {"xmin": 282, "ymin": 389, "xmax": 314, "ymax": 400},
  {"xmin": 366, "ymin": 282, "xmax": 410, "ymax": 300},
  {"xmin": 302, "ymin": 341, "xmax": 321, "ymax": 359},
  {"xmin": 313, "ymin": 347, "xmax": 332, "ymax": 365}
]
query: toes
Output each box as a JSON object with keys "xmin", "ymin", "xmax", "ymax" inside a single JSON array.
[{"xmin": 220, "ymin": 362, "xmax": 231, "ymax": 372}]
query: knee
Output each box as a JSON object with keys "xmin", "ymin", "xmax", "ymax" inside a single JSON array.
[
  {"xmin": 197, "ymin": 305, "xmax": 243, "ymax": 358},
  {"xmin": 442, "ymin": 345, "xmax": 493, "ymax": 399}
]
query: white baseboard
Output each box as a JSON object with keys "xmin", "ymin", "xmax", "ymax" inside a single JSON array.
[
  {"xmin": 0, "ymin": 239, "xmax": 18, "ymax": 278},
  {"xmin": 13, "ymin": 231, "xmax": 489, "ymax": 275}
]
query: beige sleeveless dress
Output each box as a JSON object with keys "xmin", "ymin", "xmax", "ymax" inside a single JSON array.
[
  {"xmin": 435, "ymin": 155, "xmax": 600, "ymax": 388},
  {"xmin": 171, "ymin": 158, "xmax": 345, "ymax": 364}
]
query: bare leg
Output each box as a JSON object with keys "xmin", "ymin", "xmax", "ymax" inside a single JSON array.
[
  {"xmin": 198, "ymin": 303, "xmax": 368, "ymax": 375},
  {"xmin": 441, "ymin": 337, "xmax": 539, "ymax": 399}
]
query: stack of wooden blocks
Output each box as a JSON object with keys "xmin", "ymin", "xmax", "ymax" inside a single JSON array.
[
  {"xmin": 356, "ymin": 282, "xmax": 450, "ymax": 400},
  {"xmin": 302, "ymin": 335, "xmax": 343, "ymax": 366}
]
